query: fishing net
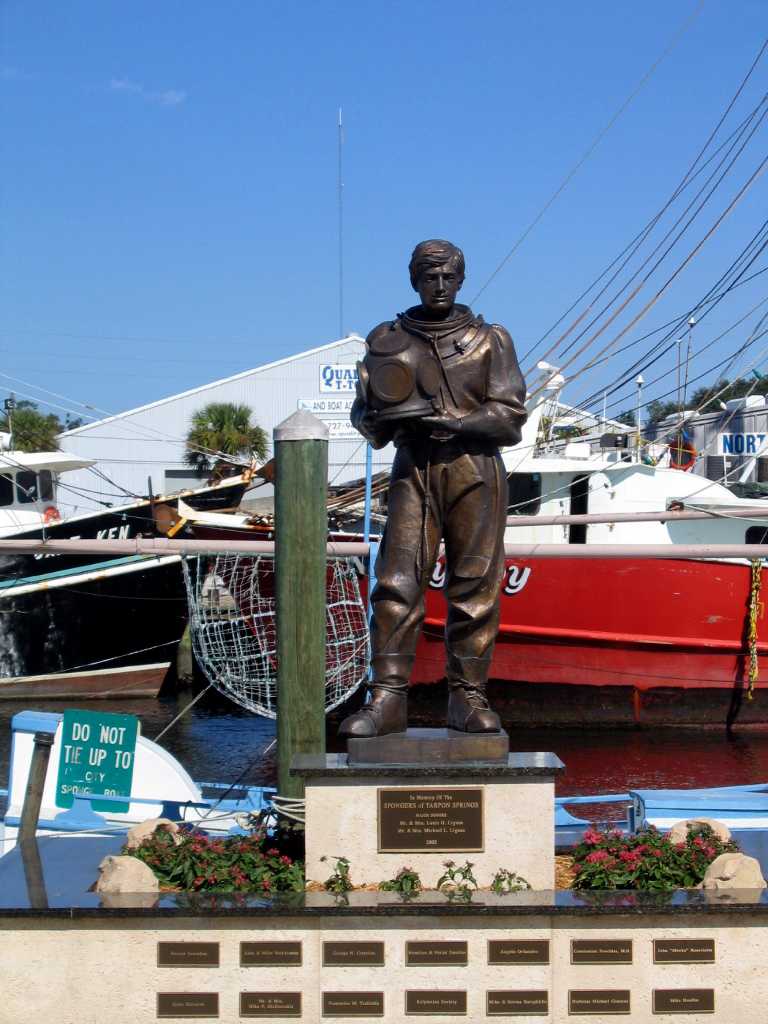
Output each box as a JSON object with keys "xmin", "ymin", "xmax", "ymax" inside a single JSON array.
[{"xmin": 182, "ymin": 554, "xmax": 369, "ymax": 717}]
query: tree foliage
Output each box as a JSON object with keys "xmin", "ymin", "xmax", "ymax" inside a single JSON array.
[
  {"xmin": 185, "ymin": 402, "xmax": 269, "ymax": 473},
  {"xmin": 0, "ymin": 400, "xmax": 82, "ymax": 452}
]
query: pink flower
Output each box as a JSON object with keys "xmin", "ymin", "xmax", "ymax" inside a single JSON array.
[
  {"xmin": 619, "ymin": 850, "xmax": 639, "ymax": 863},
  {"xmin": 583, "ymin": 827, "xmax": 602, "ymax": 846},
  {"xmin": 585, "ymin": 850, "xmax": 610, "ymax": 863},
  {"xmin": 650, "ymin": 848, "xmax": 664, "ymax": 858}
]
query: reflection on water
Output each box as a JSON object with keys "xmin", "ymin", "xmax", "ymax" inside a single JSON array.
[{"xmin": 1, "ymin": 695, "xmax": 768, "ymax": 799}]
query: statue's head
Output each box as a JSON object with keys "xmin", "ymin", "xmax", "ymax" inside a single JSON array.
[{"xmin": 408, "ymin": 239, "xmax": 465, "ymax": 316}]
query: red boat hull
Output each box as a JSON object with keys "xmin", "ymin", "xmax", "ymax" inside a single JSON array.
[{"xmin": 404, "ymin": 557, "xmax": 768, "ymax": 725}]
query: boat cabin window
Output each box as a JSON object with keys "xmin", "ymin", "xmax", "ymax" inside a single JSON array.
[
  {"xmin": 0, "ymin": 474, "xmax": 12, "ymax": 507},
  {"xmin": 746, "ymin": 526, "xmax": 768, "ymax": 544},
  {"xmin": 39, "ymin": 470, "xmax": 54, "ymax": 502},
  {"xmin": 569, "ymin": 474, "xmax": 590, "ymax": 544},
  {"xmin": 16, "ymin": 471, "xmax": 38, "ymax": 504},
  {"xmin": 507, "ymin": 473, "xmax": 541, "ymax": 515}
]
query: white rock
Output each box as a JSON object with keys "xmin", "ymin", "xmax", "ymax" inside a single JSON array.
[
  {"xmin": 668, "ymin": 818, "xmax": 732, "ymax": 845},
  {"xmin": 95, "ymin": 855, "xmax": 159, "ymax": 894},
  {"xmin": 124, "ymin": 817, "xmax": 181, "ymax": 850},
  {"xmin": 700, "ymin": 852, "xmax": 766, "ymax": 890}
]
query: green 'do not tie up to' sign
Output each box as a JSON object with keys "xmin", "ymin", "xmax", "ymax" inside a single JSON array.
[{"xmin": 55, "ymin": 708, "xmax": 140, "ymax": 813}]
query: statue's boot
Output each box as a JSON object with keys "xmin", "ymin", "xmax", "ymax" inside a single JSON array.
[
  {"xmin": 446, "ymin": 656, "xmax": 501, "ymax": 733},
  {"xmin": 338, "ymin": 656, "xmax": 408, "ymax": 738}
]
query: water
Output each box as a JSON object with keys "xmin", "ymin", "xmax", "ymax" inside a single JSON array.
[{"xmin": 2, "ymin": 695, "xmax": 768, "ymax": 803}]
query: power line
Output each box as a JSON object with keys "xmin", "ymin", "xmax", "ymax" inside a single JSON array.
[{"xmin": 470, "ymin": 0, "xmax": 705, "ymax": 304}]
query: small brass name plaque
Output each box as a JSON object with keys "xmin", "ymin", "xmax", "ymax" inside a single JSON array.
[
  {"xmin": 571, "ymin": 939, "xmax": 632, "ymax": 964},
  {"xmin": 653, "ymin": 989, "xmax": 715, "ymax": 1014},
  {"xmin": 156, "ymin": 993, "xmax": 219, "ymax": 1018},
  {"xmin": 487, "ymin": 990, "xmax": 549, "ymax": 1016},
  {"xmin": 240, "ymin": 992, "xmax": 302, "ymax": 1018},
  {"xmin": 322, "ymin": 992, "xmax": 384, "ymax": 1018},
  {"xmin": 406, "ymin": 941, "xmax": 468, "ymax": 966},
  {"xmin": 378, "ymin": 787, "xmax": 483, "ymax": 852},
  {"xmin": 241, "ymin": 942, "xmax": 302, "ymax": 967},
  {"xmin": 488, "ymin": 939, "xmax": 549, "ymax": 965},
  {"xmin": 653, "ymin": 939, "xmax": 715, "ymax": 964},
  {"xmin": 568, "ymin": 990, "xmax": 631, "ymax": 1015},
  {"xmin": 157, "ymin": 943, "xmax": 220, "ymax": 968},
  {"xmin": 405, "ymin": 991, "xmax": 467, "ymax": 1016},
  {"xmin": 323, "ymin": 941, "xmax": 385, "ymax": 967}
]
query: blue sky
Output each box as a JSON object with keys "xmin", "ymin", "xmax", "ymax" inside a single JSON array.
[{"xmin": 1, "ymin": 1, "xmax": 766, "ymax": 426}]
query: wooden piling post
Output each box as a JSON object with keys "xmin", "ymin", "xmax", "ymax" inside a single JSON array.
[{"xmin": 274, "ymin": 410, "xmax": 328, "ymax": 800}]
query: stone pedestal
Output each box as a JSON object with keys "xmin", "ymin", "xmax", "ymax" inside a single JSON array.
[{"xmin": 292, "ymin": 739, "xmax": 563, "ymax": 890}]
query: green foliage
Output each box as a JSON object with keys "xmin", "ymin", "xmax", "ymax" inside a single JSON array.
[
  {"xmin": 379, "ymin": 866, "xmax": 422, "ymax": 899},
  {"xmin": 320, "ymin": 855, "xmax": 353, "ymax": 898},
  {"xmin": 613, "ymin": 409, "xmax": 636, "ymax": 428},
  {"xmin": 0, "ymin": 400, "xmax": 81, "ymax": 453},
  {"xmin": 185, "ymin": 402, "xmax": 269, "ymax": 473},
  {"xmin": 572, "ymin": 824, "xmax": 738, "ymax": 891},
  {"xmin": 490, "ymin": 868, "xmax": 531, "ymax": 894},
  {"xmin": 436, "ymin": 860, "xmax": 478, "ymax": 903},
  {"xmin": 126, "ymin": 827, "xmax": 304, "ymax": 893}
]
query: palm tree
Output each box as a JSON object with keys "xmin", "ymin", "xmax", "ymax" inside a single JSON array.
[
  {"xmin": 185, "ymin": 402, "xmax": 268, "ymax": 474},
  {"xmin": 0, "ymin": 400, "xmax": 63, "ymax": 452}
]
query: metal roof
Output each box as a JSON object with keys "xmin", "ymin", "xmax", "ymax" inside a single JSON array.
[{"xmin": 60, "ymin": 333, "xmax": 365, "ymax": 437}]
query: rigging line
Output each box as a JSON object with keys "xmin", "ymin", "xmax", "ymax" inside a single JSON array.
[
  {"xmin": 470, "ymin": 0, "xmax": 705, "ymax": 305},
  {"xmin": 527, "ymin": 153, "xmax": 768, "ymax": 404},
  {"xmin": 574, "ymin": 227, "xmax": 768, "ymax": 410},
  {"xmin": 0, "ymin": 373, "xmax": 258, "ymax": 464},
  {"xmin": 580, "ymin": 242, "xmax": 768, "ymax": 413},
  {"xmin": 531, "ymin": 102, "xmax": 768, "ymax": 377},
  {"xmin": 601, "ymin": 319, "xmax": 768, "ymax": 422},
  {"xmin": 0, "ymin": 375, "xmax": 249, "ymax": 468},
  {"xmin": 521, "ymin": 35, "xmax": 768, "ymax": 364},
  {"xmin": 576, "ymin": 261, "xmax": 768, "ymax": 381},
  {"xmin": 527, "ymin": 97, "xmax": 768, "ymax": 371},
  {"xmin": 506, "ymin": 333, "xmax": 768, "ymax": 513}
]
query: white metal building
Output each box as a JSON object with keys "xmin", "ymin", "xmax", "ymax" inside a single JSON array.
[{"xmin": 57, "ymin": 334, "xmax": 393, "ymax": 514}]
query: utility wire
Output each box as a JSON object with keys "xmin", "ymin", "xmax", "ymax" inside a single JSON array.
[{"xmin": 471, "ymin": 1, "xmax": 705, "ymax": 304}]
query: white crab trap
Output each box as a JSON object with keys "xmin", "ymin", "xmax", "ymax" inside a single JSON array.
[{"xmin": 182, "ymin": 554, "xmax": 369, "ymax": 717}]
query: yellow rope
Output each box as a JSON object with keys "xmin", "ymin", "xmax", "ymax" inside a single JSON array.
[{"xmin": 747, "ymin": 558, "xmax": 763, "ymax": 701}]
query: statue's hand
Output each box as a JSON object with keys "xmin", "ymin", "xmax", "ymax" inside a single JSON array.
[{"xmin": 421, "ymin": 412, "xmax": 463, "ymax": 436}]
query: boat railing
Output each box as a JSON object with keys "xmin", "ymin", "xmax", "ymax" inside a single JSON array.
[{"xmin": 1, "ymin": 537, "xmax": 768, "ymax": 560}]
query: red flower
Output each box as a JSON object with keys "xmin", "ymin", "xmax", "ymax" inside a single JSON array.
[
  {"xmin": 582, "ymin": 828, "xmax": 602, "ymax": 846},
  {"xmin": 261, "ymin": 879, "xmax": 272, "ymax": 890},
  {"xmin": 280, "ymin": 855, "xmax": 292, "ymax": 865},
  {"xmin": 585, "ymin": 850, "xmax": 610, "ymax": 863},
  {"xmin": 650, "ymin": 848, "xmax": 664, "ymax": 858}
]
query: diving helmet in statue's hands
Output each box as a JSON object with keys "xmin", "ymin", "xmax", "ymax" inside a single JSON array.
[{"xmin": 357, "ymin": 324, "xmax": 443, "ymax": 422}]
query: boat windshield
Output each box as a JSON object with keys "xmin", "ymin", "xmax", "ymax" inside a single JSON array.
[
  {"xmin": 0, "ymin": 475, "xmax": 12, "ymax": 507},
  {"xmin": 16, "ymin": 471, "xmax": 38, "ymax": 504}
]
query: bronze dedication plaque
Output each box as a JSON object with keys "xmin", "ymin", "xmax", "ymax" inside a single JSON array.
[
  {"xmin": 405, "ymin": 991, "xmax": 467, "ymax": 1015},
  {"xmin": 240, "ymin": 992, "xmax": 301, "ymax": 1018},
  {"xmin": 653, "ymin": 989, "xmax": 715, "ymax": 1014},
  {"xmin": 241, "ymin": 941, "xmax": 302, "ymax": 967},
  {"xmin": 323, "ymin": 942, "xmax": 385, "ymax": 967},
  {"xmin": 571, "ymin": 939, "xmax": 632, "ymax": 964},
  {"xmin": 488, "ymin": 939, "xmax": 549, "ymax": 965},
  {"xmin": 157, "ymin": 942, "xmax": 220, "ymax": 968},
  {"xmin": 156, "ymin": 993, "xmax": 219, "ymax": 1019},
  {"xmin": 568, "ymin": 990, "xmax": 631, "ymax": 1015},
  {"xmin": 487, "ymin": 991, "xmax": 549, "ymax": 1016},
  {"xmin": 321, "ymin": 992, "xmax": 384, "ymax": 1017},
  {"xmin": 406, "ymin": 941, "xmax": 468, "ymax": 966},
  {"xmin": 378, "ymin": 787, "xmax": 483, "ymax": 852},
  {"xmin": 653, "ymin": 939, "xmax": 716, "ymax": 964}
]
